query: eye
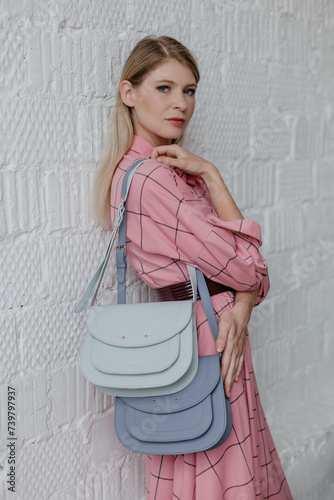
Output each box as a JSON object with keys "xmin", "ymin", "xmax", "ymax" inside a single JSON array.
[
  {"xmin": 157, "ymin": 85, "xmax": 170, "ymax": 93},
  {"xmin": 184, "ymin": 88, "xmax": 196, "ymax": 96}
]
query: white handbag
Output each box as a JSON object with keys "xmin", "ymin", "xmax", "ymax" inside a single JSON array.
[{"xmin": 75, "ymin": 159, "xmax": 199, "ymax": 397}]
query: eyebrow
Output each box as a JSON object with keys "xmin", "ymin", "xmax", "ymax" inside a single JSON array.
[{"xmin": 154, "ymin": 79, "xmax": 198, "ymax": 87}]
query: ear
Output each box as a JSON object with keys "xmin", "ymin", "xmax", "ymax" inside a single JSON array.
[{"xmin": 119, "ymin": 80, "xmax": 135, "ymax": 107}]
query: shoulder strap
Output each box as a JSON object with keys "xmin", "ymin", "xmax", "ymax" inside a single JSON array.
[
  {"xmin": 195, "ymin": 269, "xmax": 220, "ymax": 341},
  {"xmin": 75, "ymin": 159, "xmax": 147, "ymax": 312}
]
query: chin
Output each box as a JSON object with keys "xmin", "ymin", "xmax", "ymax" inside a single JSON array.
[
  {"xmin": 156, "ymin": 127, "xmax": 185, "ymax": 145},
  {"xmin": 168, "ymin": 131, "xmax": 184, "ymax": 142},
  {"xmin": 158, "ymin": 135, "xmax": 182, "ymax": 145}
]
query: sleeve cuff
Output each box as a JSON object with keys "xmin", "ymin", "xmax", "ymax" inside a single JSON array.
[{"xmin": 254, "ymin": 274, "xmax": 270, "ymax": 307}]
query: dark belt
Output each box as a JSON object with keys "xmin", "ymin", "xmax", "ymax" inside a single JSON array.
[{"xmin": 155, "ymin": 275, "xmax": 235, "ymax": 302}]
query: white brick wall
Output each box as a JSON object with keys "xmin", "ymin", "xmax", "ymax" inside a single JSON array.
[{"xmin": 1, "ymin": 1, "xmax": 333, "ymax": 499}]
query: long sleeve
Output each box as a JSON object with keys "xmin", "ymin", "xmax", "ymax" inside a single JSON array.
[{"xmin": 119, "ymin": 160, "xmax": 269, "ymax": 305}]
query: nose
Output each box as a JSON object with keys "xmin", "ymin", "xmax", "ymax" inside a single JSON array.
[{"xmin": 171, "ymin": 90, "xmax": 187, "ymax": 111}]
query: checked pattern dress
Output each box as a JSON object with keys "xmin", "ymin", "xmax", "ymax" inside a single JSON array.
[{"xmin": 110, "ymin": 136, "xmax": 293, "ymax": 500}]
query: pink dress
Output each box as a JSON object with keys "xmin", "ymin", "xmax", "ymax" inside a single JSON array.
[{"xmin": 110, "ymin": 136, "xmax": 293, "ymax": 500}]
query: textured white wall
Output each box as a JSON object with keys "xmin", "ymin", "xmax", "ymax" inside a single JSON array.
[{"xmin": 1, "ymin": 1, "xmax": 334, "ymax": 499}]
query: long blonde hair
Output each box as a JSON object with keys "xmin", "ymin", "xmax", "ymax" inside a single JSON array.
[{"xmin": 91, "ymin": 35, "xmax": 200, "ymax": 227}]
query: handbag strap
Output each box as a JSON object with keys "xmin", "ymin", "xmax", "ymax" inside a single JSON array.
[
  {"xmin": 74, "ymin": 158, "xmax": 221, "ymax": 342},
  {"xmin": 75, "ymin": 159, "xmax": 197, "ymax": 311},
  {"xmin": 74, "ymin": 159, "xmax": 145, "ymax": 313},
  {"xmin": 195, "ymin": 269, "xmax": 219, "ymax": 341}
]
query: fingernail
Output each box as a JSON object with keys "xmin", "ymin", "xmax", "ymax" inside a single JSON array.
[{"xmin": 216, "ymin": 346, "xmax": 223, "ymax": 353}]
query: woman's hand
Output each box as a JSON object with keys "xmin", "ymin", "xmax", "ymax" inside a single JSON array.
[
  {"xmin": 216, "ymin": 286, "xmax": 260, "ymax": 398},
  {"xmin": 152, "ymin": 144, "xmax": 244, "ymax": 222},
  {"xmin": 151, "ymin": 144, "xmax": 214, "ymax": 178}
]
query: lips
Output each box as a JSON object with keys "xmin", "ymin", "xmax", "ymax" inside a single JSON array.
[{"xmin": 166, "ymin": 118, "xmax": 185, "ymax": 127}]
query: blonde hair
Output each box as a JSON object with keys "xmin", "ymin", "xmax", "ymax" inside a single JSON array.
[{"xmin": 91, "ymin": 35, "xmax": 200, "ymax": 227}]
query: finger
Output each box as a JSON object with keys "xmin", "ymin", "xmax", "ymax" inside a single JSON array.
[
  {"xmin": 155, "ymin": 156, "xmax": 182, "ymax": 168},
  {"xmin": 223, "ymin": 360, "xmax": 236, "ymax": 398},
  {"xmin": 216, "ymin": 318, "xmax": 231, "ymax": 353},
  {"xmin": 220, "ymin": 341, "xmax": 234, "ymax": 381},
  {"xmin": 216, "ymin": 334, "xmax": 226, "ymax": 353},
  {"xmin": 234, "ymin": 349, "xmax": 245, "ymax": 382},
  {"xmin": 151, "ymin": 144, "xmax": 180, "ymax": 160},
  {"xmin": 234, "ymin": 358, "xmax": 242, "ymax": 382}
]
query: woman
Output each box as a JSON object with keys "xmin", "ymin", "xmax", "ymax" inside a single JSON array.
[{"xmin": 93, "ymin": 36, "xmax": 292, "ymax": 500}]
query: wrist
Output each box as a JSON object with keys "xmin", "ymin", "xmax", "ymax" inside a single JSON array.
[
  {"xmin": 232, "ymin": 300, "xmax": 253, "ymax": 324},
  {"xmin": 199, "ymin": 162, "xmax": 244, "ymax": 221},
  {"xmin": 234, "ymin": 287, "xmax": 260, "ymax": 319},
  {"xmin": 200, "ymin": 162, "xmax": 222, "ymax": 184},
  {"xmin": 200, "ymin": 164, "xmax": 228, "ymax": 201}
]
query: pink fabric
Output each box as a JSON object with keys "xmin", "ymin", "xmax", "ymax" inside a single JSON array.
[{"xmin": 110, "ymin": 136, "xmax": 293, "ymax": 500}]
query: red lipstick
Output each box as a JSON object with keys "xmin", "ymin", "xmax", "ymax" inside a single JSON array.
[{"xmin": 166, "ymin": 118, "xmax": 185, "ymax": 127}]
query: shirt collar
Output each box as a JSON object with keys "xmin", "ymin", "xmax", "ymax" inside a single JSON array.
[{"xmin": 128, "ymin": 135, "xmax": 154, "ymax": 158}]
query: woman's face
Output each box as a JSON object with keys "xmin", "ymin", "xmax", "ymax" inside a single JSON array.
[{"xmin": 121, "ymin": 59, "xmax": 197, "ymax": 147}]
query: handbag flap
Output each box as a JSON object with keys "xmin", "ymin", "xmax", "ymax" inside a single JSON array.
[
  {"xmin": 114, "ymin": 374, "xmax": 230, "ymax": 454},
  {"xmin": 125, "ymin": 395, "xmax": 213, "ymax": 442},
  {"xmin": 81, "ymin": 322, "xmax": 196, "ymax": 391},
  {"xmin": 120, "ymin": 355, "xmax": 221, "ymax": 412},
  {"xmin": 87, "ymin": 300, "xmax": 193, "ymax": 347},
  {"xmin": 92, "ymin": 334, "xmax": 180, "ymax": 374}
]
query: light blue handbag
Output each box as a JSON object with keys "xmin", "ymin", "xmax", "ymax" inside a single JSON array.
[
  {"xmin": 114, "ymin": 268, "xmax": 232, "ymax": 455},
  {"xmin": 75, "ymin": 159, "xmax": 199, "ymax": 397}
]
